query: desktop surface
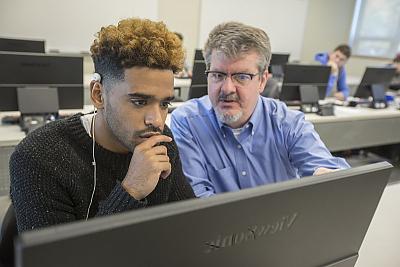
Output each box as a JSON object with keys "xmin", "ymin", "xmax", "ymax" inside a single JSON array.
[{"xmin": 15, "ymin": 162, "xmax": 392, "ymax": 267}]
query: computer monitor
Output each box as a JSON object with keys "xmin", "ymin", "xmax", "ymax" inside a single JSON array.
[
  {"xmin": 279, "ymin": 64, "xmax": 331, "ymax": 112},
  {"xmin": 268, "ymin": 53, "xmax": 290, "ymax": 78},
  {"xmin": 0, "ymin": 37, "xmax": 45, "ymax": 53},
  {"xmin": 188, "ymin": 59, "xmax": 208, "ymax": 99},
  {"xmin": 353, "ymin": 67, "xmax": 396, "ymax": 109},
  {"xmin": 15, "ymin": 162, "xmax": 392, "ymax": 267},
  {"xmin": 0, "ymin": 51, "xmax": 84, "ymax": 112}
]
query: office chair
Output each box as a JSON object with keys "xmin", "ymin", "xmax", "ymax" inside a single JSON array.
[
  {"xmin": 188, "ymin": 85, "xmax": 208, "ymax": 99},
  {"xmin": 188, "ymin": 60, "xmax": 208, "ymax": 99},
  {"xmin": 0, "ymin": 203, "xmax": 17, "ymax": 267}
]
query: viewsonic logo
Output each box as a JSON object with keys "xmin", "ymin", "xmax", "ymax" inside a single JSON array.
[{"xmin": 204, "ymin": 212, "xmax": 298, "ymax": 253}]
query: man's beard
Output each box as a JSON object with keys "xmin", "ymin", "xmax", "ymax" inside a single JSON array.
[
  {"xmin": 215, "ymin": 92, "xmax": 243, "ymax": 125},
  {"xmin": 216, "ymin": 109, "xmax": 243, "ymax": 125}
]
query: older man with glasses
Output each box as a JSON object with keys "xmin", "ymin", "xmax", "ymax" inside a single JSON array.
[{"xmin": 170, "ymin": 21, "xmax": 349, "ymax": 198}]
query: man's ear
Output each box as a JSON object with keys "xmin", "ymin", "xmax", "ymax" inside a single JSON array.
[{"xmin": 90, "ymin": 81, "xmax": 104, "ymax": 109}]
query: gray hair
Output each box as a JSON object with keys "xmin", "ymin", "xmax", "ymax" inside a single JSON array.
[{"xmin": 203, "ymin": 21, "xmax": 271, "ymax": 72}]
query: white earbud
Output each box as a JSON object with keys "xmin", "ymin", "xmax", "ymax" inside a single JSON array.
[{"xmin": 92, "ymin": 72, "xmax": 102, "ymax": 83}]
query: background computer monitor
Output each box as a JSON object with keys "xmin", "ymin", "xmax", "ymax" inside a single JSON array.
[
  {"xmin": 268, "ymin": 53, "xmax": 290, "ymax": 78},
  {"xmin": 354, "ymin": 67, "xmax": 396, "ymax": 99},
  {"xmin": 15, "ymin": 162, "xmax": 392, "ymax": 267},
  {"xmin": 279, "ymin": 64, "xmax": 331, "ymax": 103},
  {"xmin": 0, "ymin": 51, "xmax": 84, "ymax": 112},
  {"xmin": 0, "ymin": 37, "xmax": 45, "ymax": 53}
]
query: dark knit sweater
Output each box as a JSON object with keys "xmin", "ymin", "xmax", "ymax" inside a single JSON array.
[{"xmin": 10, "ymin": 113, "xmax": 195, "ymax": 232}]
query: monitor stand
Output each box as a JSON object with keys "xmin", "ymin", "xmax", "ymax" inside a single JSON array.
[
  {"xmin": 17, "ymin": 87, "xmax": 59, "ymax": 133},
  {"xmin": 299, "ymin": 85, "xmax": 320, "ymax": 113}
]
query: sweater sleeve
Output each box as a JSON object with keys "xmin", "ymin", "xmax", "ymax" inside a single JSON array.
[
  {"xmin": 96, "ymin": 181, "xmax": 147, "ymax": 216},
  {"xmin": 163, "ymin": 126, "xmax": 196, "ymax": 202},
  {"xmin": 167, "ymin": 148, "xmax": 196, "ymax": 202}
]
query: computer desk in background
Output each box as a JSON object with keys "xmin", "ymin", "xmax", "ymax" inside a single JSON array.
[
  {"xmin": 2, "ymin": 102, "xmax": 400, "ymax": 153},
  {"xmin": 305, "ymin": 105, "xmax": 400, "ymax": 152},
  {"xmin": 0, "ymin": 106, "xmax": 93, "ymax": 147}
]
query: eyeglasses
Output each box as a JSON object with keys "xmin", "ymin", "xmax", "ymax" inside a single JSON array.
[{"xmin": 205, "ymin": 70, "xmax": 260, "ymax": 86}]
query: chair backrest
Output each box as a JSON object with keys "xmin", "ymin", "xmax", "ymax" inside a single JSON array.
[
  {"xmin": 188, "ymin": 60, "xmax": 208, "ymax": 99},
  {"xmin": 0, "ymin": 202, "xmax": 17, "ymax": 267}
]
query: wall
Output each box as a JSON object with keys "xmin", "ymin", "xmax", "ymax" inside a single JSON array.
[
  {"xmin": 301, "ymin": 0, "xmax": 390, "ymax": 77},
  {"xmin": 158, "ymin": 0, "xmax": 201, "ymax": 68},
  {"xmin": 0, "ymin": 0, "xmax": 158, "ymax": 53},
  {"xmin": 1, "ymin": 0, "xmax": 393, "ymax": 78},
  {"xmin": 199, "ymin": 0, "xmax": 310, "ymax": 61},
  {"xmin": 301, "ymin": 0, "xmax": 356, "ymax": 62}
]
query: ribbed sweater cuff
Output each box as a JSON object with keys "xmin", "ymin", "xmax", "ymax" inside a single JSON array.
[{"xmin": 96, "ymin": 181, "xmax": 147, "ymax": 216}]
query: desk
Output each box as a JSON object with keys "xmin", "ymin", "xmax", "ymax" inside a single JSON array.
[
  {"xmin": 174, "ymin": 78, "xmax": 191, "ymax": 100},
  {"xmin": 174, "ymin": 77, "xmax": 191, "ymax": 89},
  {"xmin": 305, "ymin": 106, "xmax": 400, "ymax": 152},
  {"xmin": 0, "ymin": 106, "xmax": 93, "ymax": 147}
]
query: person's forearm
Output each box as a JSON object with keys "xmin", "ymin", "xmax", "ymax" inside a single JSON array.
[{"xmin": 96, "ymin": 181, "xmax": 147, "ymax": 217}]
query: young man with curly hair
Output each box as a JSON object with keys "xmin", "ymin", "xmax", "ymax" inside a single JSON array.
[{"xmin": 10, "ymin": 18, "xmax": 195, "ymax": 232}]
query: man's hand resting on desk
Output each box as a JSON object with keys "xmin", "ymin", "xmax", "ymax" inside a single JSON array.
[{"xmin": 313, "ymin": 167, "xmax": 339, "ymax": 176}]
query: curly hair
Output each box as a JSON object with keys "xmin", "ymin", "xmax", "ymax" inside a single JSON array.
[
  {"xmin": 90, "ymin": 18, "xmax": 184, "ymax": 86},
  {"xmin": 203, "ymin": 21, "xmax": 271, "ymax": 72}
]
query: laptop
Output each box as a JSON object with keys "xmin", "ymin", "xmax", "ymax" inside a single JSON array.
[{"xmin": 15, "ymin": 162, "xmax": 392, "ymax": 267}]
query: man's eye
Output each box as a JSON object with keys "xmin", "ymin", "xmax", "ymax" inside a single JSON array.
[
  {"xmin": 131, "ymin": 99, "xmax": 147, "ymax": 107},
  {"xmin": 211, "ymin": 73, "xmax": 225, "ymax": 80},
  {"xmin": 234, "ymin": 74, "xmax": 251, "ymax": 81},
  {"xmin": 161, "ymin": 101, "xmax": 172, "ymax": 109}
]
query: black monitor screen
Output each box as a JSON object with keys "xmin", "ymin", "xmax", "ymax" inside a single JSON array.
[
  {"xmin": 354, "ymin": 67, "xmax": 396, "ymax": 98},
  {"xmin": 15, "ymin": 162, "xmax": 392, "ymax": 267},
  {"xmin": 268, "ymin": 53, "xmax": 290, "ymax": 77},
  {"xmin": 0, "ymin": 52, "xmax": 84, "ymax": 111},
  {"xmin": 269, "ymin": 53, "xmax": 290, "ymax": 66},
  {"xmin": 0, "ymin": 38, "xmax": 45, "ymax": 53},
  {"xmin": 279, "ymin": 64, "xmax": 331, "ymax": 102}
]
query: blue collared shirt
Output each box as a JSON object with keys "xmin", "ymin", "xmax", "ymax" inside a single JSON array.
[
  {"xmin": 315, "ymin": 52, "xmax": 350, "ymax": 99},
  {"xmin": 171, "ymin": 96, "xmax": 350, "ymax": 198}
]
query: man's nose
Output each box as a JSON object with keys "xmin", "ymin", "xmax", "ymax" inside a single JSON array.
[
  {"xmin": 220, "ymin": 75, "xmax": 237, "ymax": 94},
  {"xmin": 144, "ymin": 106, "xmax": 163, "ymax": 128}
]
